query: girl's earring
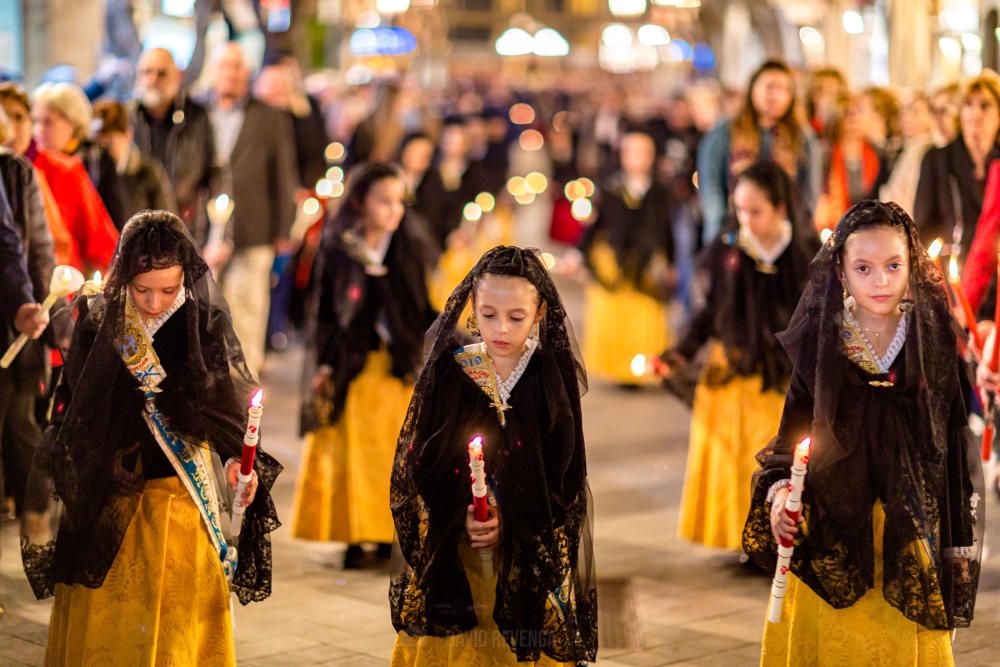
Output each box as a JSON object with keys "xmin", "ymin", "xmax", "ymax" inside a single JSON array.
[
  {"xmin": 899, "ymin": 296, "xmax": 914, "ymax": 313},
  {"xmin": 530, "ymin": 321, "xmax": 540, "ymax": 342},
  {"xmin": 466, "ymin": 314, "xmax": 480, "ymax": 337},
  {"xmin": 843, "ymin": 285, "xmax": 857, "ymax": 314}
]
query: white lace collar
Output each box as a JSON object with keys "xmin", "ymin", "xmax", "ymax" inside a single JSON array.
[
  {"xmin": 493, "ymin": 337, "xmax": 538, "ymax": 404},
  {"xmin": 131, "ymin": 289, "xmax": 188, "ymax": 338},
  {"xmin": 844, "ymin": 308, "xmax": 908, "ymax": 373},
  {"xmin": 738, "ymin": 220, "xmax": 792, "ymax": 268}
]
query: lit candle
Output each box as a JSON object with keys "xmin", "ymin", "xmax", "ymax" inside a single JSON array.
[
  {"xmin": 927, "ymin": 238, "xmax": 944, "ymax": 275},
  {"xmin": 1, "ymin": 264, "xmax": 85, "ymax": 369},
  {"xmin": 207, "ymin": 194, "xmax": 235, "ymax": 248},
  {"xmin": 768, "ymin": 436, "xmax": 811, "ymax": 624},
  {"xmin": 630, "ymin": 354, "xmax": 648, "ymax": 378},
  {"xmin": 231, "ymin": 389, "xmax": 263, "ymax": 536},
  {"xmin": 81, "ymin": 271, "xmax": 103, "ymax": 297},
  {"xmin": 949, "ymin": 256, "xmax": 985, "ymax": 350},
  {"xmin": 468, "ymin": 435, "xmax": 494, "ymax": 579}
]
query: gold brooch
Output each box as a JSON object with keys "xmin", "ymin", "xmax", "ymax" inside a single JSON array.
[{"xmin": 868, "ymin": 380, "xmax": 894, "ymax": 388}]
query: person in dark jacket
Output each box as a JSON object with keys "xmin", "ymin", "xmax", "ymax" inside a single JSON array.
[
  {"xmin": 131, "ymin": 47, "xmax": 218, "ymax": 239},
  {"xmin": 92, "ymin": 100, "xmax": 177, "ymax": 217},
  {"xmin": 914, "ymin": 70, "xmax": 1000, "ymax": 259},
  {"xmin": 204, "ymin": 42, "xmax": 297, "ymax": 376},
  {"xmin": 0, "ymin": 170, "xmax": 51, "ymax": 616}
]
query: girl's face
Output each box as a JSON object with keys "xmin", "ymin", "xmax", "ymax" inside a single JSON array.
[
  {"xmin": 750, "ymin": 70, "xmax": 793, "ymax": 125},
  {"xmin": 733, "ymin": 180, "xmax": 785, "ymax": 241},
  {"xmin": 129, "ymin": 265, "xmax": 184, "ymax": 322},
  {"xmin": 1, "ymin": 99, "xmax": 33, "ymax": 155},
  {"xmin": 841, "ymin": 226, "xmax": 909, "ymax": 319},
  {"xmin": 361, "ymin": 176, "xmax": 406, "ymax": 234},
  {"xmin": 959, "ymin": 89, "xmax": 1000, "ymax": 146},
  {"xmin": 400, "ymin": 138, "xmax": 434, "ymax": 174},
  {"xmin": 620, "ymin": 133, "xmax": 655, "ymax": 177},
  {"xmin": 474, "ymin": 274, "xmax": 544, "ymax": 362},
  {"xmin": 33, "ymin": 104, "xmax": 77, "ymax": 153}
]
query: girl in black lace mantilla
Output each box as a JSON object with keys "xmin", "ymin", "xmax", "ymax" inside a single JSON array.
[
  {"xmin": 742, "ymin": 200, "xmax": 983, "ymax": 664},
  {"xmin": 390, "ymin": 246, "xmax": 597, "ymax": 665},
  {"xmin": 22, "ymin": 210, "xmax": 281, "ymax": 665}
]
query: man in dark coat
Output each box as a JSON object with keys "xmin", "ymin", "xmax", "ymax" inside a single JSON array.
[{"xmin": 204, "ymin": 42, "xmax": 297, "ymax": 376}]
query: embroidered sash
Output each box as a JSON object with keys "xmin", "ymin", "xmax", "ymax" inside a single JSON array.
[
  {"xmin": 119, "ymin": 295, "xmax": 238, "ymax": 580},
  {"xmin": 453, "ymin": 342, "xmax": 510, "ymax": 426}
]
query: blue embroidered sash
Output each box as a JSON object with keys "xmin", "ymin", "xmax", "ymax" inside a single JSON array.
[{"xmin": 119, "ymin": 295, "xmax": 238, "ymax": 580}]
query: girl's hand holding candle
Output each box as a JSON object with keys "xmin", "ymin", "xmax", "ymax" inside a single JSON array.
[
  {"xmin": 768, "ymin": 436, "xmax": 811, "ymax": 624},
  {"xmin": 468, "ymin": 435, "xmax": 497, "ymax": 577},
  {"xmin": 466, "ymin": 504, "xmax": 500, "ymax": 549},
  {"xmin": 231, "ymin": 389, "xmax": 263, "ymax": 536},
  {"xmin": 227, "ymin": 460, "xmax": 259, "ymax": 507}
]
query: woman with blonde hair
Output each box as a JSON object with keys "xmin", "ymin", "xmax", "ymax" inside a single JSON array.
[{"xmin": 32, "ymin": 82, "xmax": 129, "ymax": 229}]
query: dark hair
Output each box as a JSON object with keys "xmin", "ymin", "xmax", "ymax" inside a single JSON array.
[
  {"xmin": 342, "ymin": 161, "xmax": 403, "ymax": 220},
  {"xmin": 92, "ymin": 99, "xmax": 129, "ymax": 134},
  {"xmin": 105, "ymin": 209, "xmax": 207, "ymax": 294},
  {"xmin": 733, "ymin": 160, "xmax": 793, "ymax": 210},
  {"xmin": 397, "ymin": 131, "xmax": 434, "ymax": 157},
  {"xmin": 831, "ymin": 200, "xmax": 912, "ymax": 266}
]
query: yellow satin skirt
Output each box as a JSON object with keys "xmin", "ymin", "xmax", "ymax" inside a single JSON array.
[
  {"xmin": 679, "ymin": 349, "xmax": 786, "ymax": 550},
  {"xmin": 761, "ymin": 503, "xmax": 954, "ymax": 666},
  {"xmin": 582, "ymin": 282, "xmax": 671, "ymax": 384},
  {"xmin": 291, "ymin": 350, "xmax": 412, "ymax": 543},
  {"xmin": 46, "ymin": 477, "xmax": 235, "ymax": 667},
  {"xmin": 391, "ymin": 545, "xmax": 575, "ymax": 666}
]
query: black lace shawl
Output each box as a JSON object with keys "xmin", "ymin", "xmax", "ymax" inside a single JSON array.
[
  {"xmin": 299, "ymin": 212, "xmax": 436, "ymax": 434},
  {"xmin": 389, "ymin": 246, "xmax": 597, "ymax": 663},
  {"xmin": 742, "ymin": 200, "xmax": 984, "ymax": 630},
  {"xmin": 21, "ymin": 212, "xmax": 282, "ymax": 605},
  {"xmin": 578, "ymin": 173, "xmax": 675, "ymax": 298},
  {"xmin": 664, "ymin": 226, "xmax": 813, "ymax": 402}
]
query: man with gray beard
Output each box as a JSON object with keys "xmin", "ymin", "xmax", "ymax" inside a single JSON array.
[{"xmin": 130, "ymin": 48, "xmax": 218, "ymax": 240}]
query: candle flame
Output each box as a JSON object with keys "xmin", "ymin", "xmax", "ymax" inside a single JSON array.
[
  {"xmin": 468, "ymin": 435, "xmax": 483, "ymax": 449},
  {"xmin": 795, "ymin": 436, "xmax": 812, "ymax": 453},
  {"xmin": 630, "ymin": 354, "xmax": 647, "ymax": 378},
  {"xmin": 819, "ymin": 228, "xmax": 833, "ymax": 244},
  {"xmin": 92, "ymin": 271, "xmax": 102, "ymax": 287},
  {"xmin": 928, "ymin": 238, "xmax": 943, "ymax": 259},
  {"xmin": 948, "ymin": 255, "xmax": 960, "ymax": 283},
  {"xmin": 251, "ymin": 389, "xmax": 263, "ymax": 407},
  {"xmin": 214, "ymin": 194, "xmax": 231, "ymax": 211},
  {"xmin": 61, "ymin": 266, "xmax": 73, "ymax": 282}
]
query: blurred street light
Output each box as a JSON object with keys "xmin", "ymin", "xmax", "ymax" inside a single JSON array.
[{"xmin": 609, "ymin": 0, "xmax": 646, "ymax": 17}]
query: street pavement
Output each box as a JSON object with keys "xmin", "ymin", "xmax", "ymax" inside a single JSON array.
[{"xmin": 1, "ymin": 282, "xmax": 998, "ymax": 665}]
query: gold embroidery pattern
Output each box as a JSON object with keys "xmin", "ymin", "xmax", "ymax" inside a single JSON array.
[
  {"xmin": 840, "ymin": 318, "xmax": 894, "ymax": 385},
  {"xmin": 454, "ymin": 343, "xmax": 511, "ymax": 426}
]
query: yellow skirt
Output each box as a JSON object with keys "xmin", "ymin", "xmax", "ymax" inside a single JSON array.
[
  {"xmin": 678, "ymin": 350, "xmax": 786, "ymax": 550},
  {"xmin": 291, "ymin": 350, "xmax": 412, "ymax": 543},
  {"xmin": 46, "ymin": 477, "xmax": 235, "ymax": 667},
  {"xmin": 582, "ymin": 282, "xmax": 671, "ymax": 384},
  {"xmin": 761, "ymin": 503, "xmax": 953, "ymax": 666},
  {"xmin": 391, "ymin": 546, "xmax": 575, "ymax": 667}
]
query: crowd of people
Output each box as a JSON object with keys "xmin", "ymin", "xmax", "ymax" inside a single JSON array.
[{"xmin": 0, "ymin": 37, "xmax": 996, "ymax": 666}]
